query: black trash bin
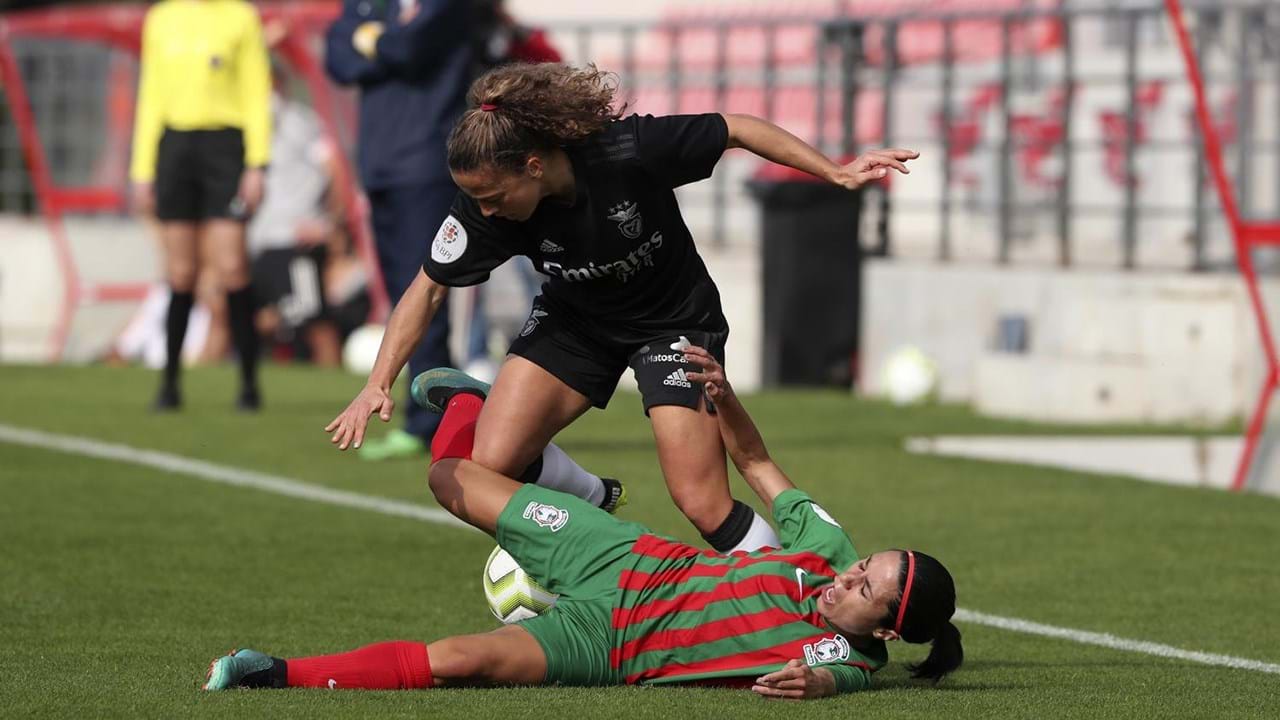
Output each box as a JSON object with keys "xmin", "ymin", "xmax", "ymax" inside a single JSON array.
[{"xmin": 747, "ymin": 164, "xmax": 862, "ymax": 388}]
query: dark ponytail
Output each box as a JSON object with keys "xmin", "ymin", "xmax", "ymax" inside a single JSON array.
[
  {"xmin": 910, "ymin": 619, "xmax": 963, "ymax": 682},
  {"xmin": 885, "ymin": 550, "xmax": 964, "ymax": 683},
  {"xmin": 447, "ymin": 63, "xmax": 627, "ymax": 173}
]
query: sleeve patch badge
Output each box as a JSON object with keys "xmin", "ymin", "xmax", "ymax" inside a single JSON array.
[{"xmin": 431, "ymin": 215, "xmax": 468, "ymax": 265}]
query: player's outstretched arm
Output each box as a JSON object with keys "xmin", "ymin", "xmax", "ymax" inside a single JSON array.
[
  {"xmin": 722, "ymin": 113, "xmax": 918, "ymax": 191},
  {"xmin": 752, "ymin": 659, "xmax": 839, "ymax": 700},
  {"xmin": 325, "ymin": 269, "xmax": 448, "ymax": 450},
  {"xmin": 682, "ymin": 345, "xmax": 795, "ymax": 510}
]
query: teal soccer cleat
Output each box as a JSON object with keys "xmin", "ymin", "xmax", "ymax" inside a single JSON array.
[
  {"xmin": 203, "ymin": 648, "xmax": 280, "ymax": 690},
  {"xmin": 411, "ymin": 367, "xmax": 491, "ymax": 413}
]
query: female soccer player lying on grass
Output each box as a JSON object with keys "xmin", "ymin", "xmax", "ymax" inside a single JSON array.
[
  {"xmin": 326, "ymin": 61, "xmax": 919, "ymax": 557},
  {"xmin": 212, "ymin": 348, "xmax": 961, "ymax": 698}
]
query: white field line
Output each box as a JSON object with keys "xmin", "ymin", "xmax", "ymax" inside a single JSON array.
[
  {"xmin": 0, "ymin": 423, "xmax": 467, "ymax": 529},
  {"xmin": 3, "ymin": 422, "xmax": 1277, "ymax": 676},
  {"xmin": 953, "ymin": 609, "xmax": 1280, "ymax": 674}
]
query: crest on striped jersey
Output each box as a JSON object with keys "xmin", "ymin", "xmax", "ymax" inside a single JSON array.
[
  {"xmin": 803, "ymin": 635, "xmax": 851, "ymax": 665},
  {"xmin": 522, "ymin": 501, "xmax": 569, "ymax": 532}
]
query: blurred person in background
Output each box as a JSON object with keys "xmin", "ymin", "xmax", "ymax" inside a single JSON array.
[
  {"xmin": 325, "ymin": 0, "xmax": 472, "ymax": 460},
  {"xmin": 460, "ymin": 0, "xmax": 563, "ymax": 383},
  {"xmin": 107, "ymin": 285, "xmax": 213, "ymax": 370},
  {"xmin": 324, "ymin": 226, "xmax": 374, "ymax": 344},
  {"xmin": 130, "ymin": 0, "xmax": 271, "ymax": 411},
  {"xmin": 247, "ymin": 59, "xmax": 343, "ymax": 367}
]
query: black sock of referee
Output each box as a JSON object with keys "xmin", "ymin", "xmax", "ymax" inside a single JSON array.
[
  {"xmin": 163, "ymin": 289, "xmax": 195, "ymax": 391},
  {"xmin": 226, "ymin": 285, "xmax": 259, "ymax": 394}
]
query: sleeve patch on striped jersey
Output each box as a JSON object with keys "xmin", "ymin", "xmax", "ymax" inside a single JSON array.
[
  {"xmin": 809, "ymin": 503, "xmax": 842, "ymax": 528},
  {"xmin": 804, "ymin": 635, "xmax": 851, "ymax": 665}
]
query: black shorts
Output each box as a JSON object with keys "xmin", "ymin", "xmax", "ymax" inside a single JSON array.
[
  {"xmin": 507, "ymin": 295, "xmax": 728, "ymax": 415},
  {"xmin": 154, "ymin": 128, "xmax": 246, "ymax": 222},
  {"xmin": 251, "ymin": 246, "xmax": 330, "ymax": 332}
]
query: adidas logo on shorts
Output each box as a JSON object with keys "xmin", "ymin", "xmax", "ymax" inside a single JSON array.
[{"xmin": 663, "ymin": 368, "xmax": 692, "ymax": 388}]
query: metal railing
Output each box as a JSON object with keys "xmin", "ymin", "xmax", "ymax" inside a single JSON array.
[
  {"xmin": 539, "ymin": 0, "xmax": 1280, "ymax": 269},
  {"xmin": 2, "ymin": 0, "xmax": 1278, "ymax": 271}
]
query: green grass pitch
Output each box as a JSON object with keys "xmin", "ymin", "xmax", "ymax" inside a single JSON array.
[{"xmin": 1, "ymin": 363, "xmax": 1277, "ymax": 719}]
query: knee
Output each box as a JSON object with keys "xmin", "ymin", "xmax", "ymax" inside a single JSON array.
[
  {"xmin": 667, "ymin": 482, "xmax": 733, "ymax": 536},
  {"xmin": 470, "ymin": 437, "xmax": 535, "ymax": 478},
  {"xmin": 427, "ymin": 458, "xmax": 462, "ymax": 504},
  {"xmin": 431, "ymin": 636, "xmax": 492, "ymax": 681},
  {"xmin": 215, "ymin": 258, "xmax": 249, "ymax": 290},
  {"xmin": 167, "ymin": 260, "xmax": 197, "ymax": 291}
]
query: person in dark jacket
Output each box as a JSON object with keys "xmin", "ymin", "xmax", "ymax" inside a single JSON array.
[{"xmin": 324, "ymin": 0, "xmax": 472, "ymax": 459}]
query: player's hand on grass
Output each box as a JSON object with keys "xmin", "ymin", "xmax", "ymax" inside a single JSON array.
[
  {"xmin": 830, "ymin": 148, "xmax": 918, "ymax": 190},
  {"xmin": 325, "ymin": 384, "xmax": 394, "ymax": 450},
  {"xmin": 681, "ymin": 344, "xmax": 732, "ymax": 402},
  {"xmin": 752, "ymin": 659, "xmax": 837, "ymax": 700}
]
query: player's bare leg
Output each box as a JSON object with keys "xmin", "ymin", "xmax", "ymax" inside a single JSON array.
[
  {"xmin": 472, "ymin": 356, "xmax": 592, "ymax": 475},
  {"xmin": 652, "ymin": 398, "xmax": 781, "ymax": 553},
  {"xmin": 650, "ymin": 403, "xmax": 734, "ymax": 535},
  {"xmin": 427, "ymin": 458, "xmax": 521, "ymax": 535},
  {"xmin": 422, "ymin": 360, "xmax": 625, "ymax": 510},
  {"xmin": 427, "ymin": 625, "xmax": 548, "ymax": 686}
]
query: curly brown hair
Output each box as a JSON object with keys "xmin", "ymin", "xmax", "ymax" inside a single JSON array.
[{"xmin": 446, "ymin": 63, "xmax": 627, "ymax": 173}]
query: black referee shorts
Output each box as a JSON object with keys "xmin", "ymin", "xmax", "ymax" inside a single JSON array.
[
  {"xmin": 507, "ymin": 296, "xmax": 728, "ymax": 415},
  {"xmin": 154, "ymin": 128, "xmax": 246, "ymax": 222}
]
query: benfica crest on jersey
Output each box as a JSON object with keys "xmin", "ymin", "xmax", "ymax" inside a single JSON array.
[
  {"xmin": 522, "ymin": 501, "xmax": 569, "ymax": 532},
  {"xmin": 607, "ymin": 201, "xmax": 643, "ymax": 240},
  {"xmin": 803, "ymin": 635, "xmax": 851, "ymax": 665}
]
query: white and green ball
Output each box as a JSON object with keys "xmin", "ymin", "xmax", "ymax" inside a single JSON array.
[
  {"xmin": 880, "ymin": 345, "xmax": 939, "ymax": 406},
  {"xmin": 483, "ymin": 546, "xmax": 558, "ymax": 624}
]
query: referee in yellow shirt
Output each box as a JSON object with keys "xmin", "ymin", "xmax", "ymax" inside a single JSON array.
[{"xmin": 130, "ymin": 0, "xmax": 271, "ymax": 411}]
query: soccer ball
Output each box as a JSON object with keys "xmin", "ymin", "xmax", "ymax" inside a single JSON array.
[
  {"xmin": 341, "ymin": 324, "xmax": 384, "ymax": 375},
  {"xmin": 880, "ymin": 345, "xmax": 938, "ymax": 405},
  {"xmin": 483, "ymin": 546, "xmax": 558, "ymax": 624}
]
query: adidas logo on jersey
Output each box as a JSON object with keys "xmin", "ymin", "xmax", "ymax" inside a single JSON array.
[
  {"xmin": 663, "ymin": 368, "xmax": 692, "ymax": 388},
  {"xmin": 540, "ymin": 239, "xmax": 564, "ymax": 253}
]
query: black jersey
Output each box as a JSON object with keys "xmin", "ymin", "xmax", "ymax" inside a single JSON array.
[{"xmin": 423, "ymin": 113, "xmax": 730, "ymax": 346}]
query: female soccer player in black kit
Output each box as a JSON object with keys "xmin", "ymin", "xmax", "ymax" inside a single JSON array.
[{"xmin": 327, "ymin": 63, "xmax": 917, "ymax": 554}]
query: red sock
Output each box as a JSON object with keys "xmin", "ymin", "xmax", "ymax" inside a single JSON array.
[
  {"xmin": 286, "ymin": 641, "xmax": 433, "ymax": 689},
  {"xmin": 430, "ymin": 393, "xmax": 484, "ymax": 461}
]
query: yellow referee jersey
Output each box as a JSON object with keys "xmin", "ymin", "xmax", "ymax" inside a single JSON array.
[{"xmin": 129, "ymin": 0, "xmax": 271, "ymax": 183}]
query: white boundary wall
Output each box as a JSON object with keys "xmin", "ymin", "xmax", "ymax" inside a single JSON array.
[{"xmin": 862, "ymin": 258, "xmax": 1274, "ymax": 424}]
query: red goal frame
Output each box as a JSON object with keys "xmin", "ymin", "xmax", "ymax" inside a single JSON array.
[{"xmin": 1165, "ymin": 0, "xmax": 1280, "ymax": 491}]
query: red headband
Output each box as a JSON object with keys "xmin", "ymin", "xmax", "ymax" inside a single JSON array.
[
  {"xmin": 480, "ymin": 103, "xmax": 498, "ymax": 112},
  {"xmin": 894, "ymin": 550, "xmax": 916, "ymax": 636}
]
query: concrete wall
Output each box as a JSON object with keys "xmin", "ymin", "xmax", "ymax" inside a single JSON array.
[
  {"xmin": 0, "ymin": 215, "xmax": 765, "ymax": 390},
  {"xmin": 861, "ymin": 259, "xmax": 1270, "ymax": 424}
]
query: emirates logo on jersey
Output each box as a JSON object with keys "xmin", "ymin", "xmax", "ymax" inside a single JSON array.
[
  {"xmin": 607, "ymin": 201, "xmax": 643, "ymax": 240},
  {"xmin": 542, "ymin": 231, "xmax": 664, "ymax": 284},
  {"xmin": 803, "ymin": 635, "xmax": 851, "ymax": 666}
]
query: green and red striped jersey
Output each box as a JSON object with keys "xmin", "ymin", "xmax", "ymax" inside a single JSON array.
[{"xmin": 611, "ymin": 489, "xmax": 887, "ymax": 693}]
